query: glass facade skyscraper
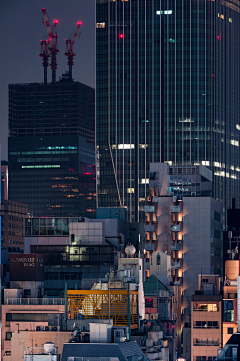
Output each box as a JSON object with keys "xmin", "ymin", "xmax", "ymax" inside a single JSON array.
[
  {"xmin": 9, "ymin": 80, "xmax": 95, "ymax": 142},
  {"xmin": 8, "ymin": 78, "xmax": 96, "ymax": 218},
  {"xmin": 8, "ymin": 135, "xmax": 96, "ymax": 217},
  {"xmin": 96, "ymin": 0, "xmax": 240, "ymax": 224}
]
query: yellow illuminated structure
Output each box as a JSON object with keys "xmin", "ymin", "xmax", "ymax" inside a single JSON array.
[{"xmin": 67, "ymin": 290, "xmax": 138, "ymax": 328}]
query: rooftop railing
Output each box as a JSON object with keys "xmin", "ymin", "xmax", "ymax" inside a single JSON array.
[{"xmin": 6, "ymin": 298, "xmax": 65, "ymax": 306}]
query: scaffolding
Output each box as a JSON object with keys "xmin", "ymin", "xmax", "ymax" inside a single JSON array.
[{"xmin": 67, "ymin": 290, "xmax": 138, "ymax": 328}]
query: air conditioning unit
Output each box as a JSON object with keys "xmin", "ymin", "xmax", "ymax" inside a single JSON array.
[
  {"xmin": 36, "ymin": 326, "xmax": 41, "ymax": 331},
  {"xmin": 53, "ymin": 326, "xmax": 57, "ymax": 331},
  {"xmin": 45, "ymin": 326, "xmax": 49, "ymax": 331}
]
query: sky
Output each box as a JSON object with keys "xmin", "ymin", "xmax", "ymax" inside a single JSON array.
[{"xmin": 0, "ymin": 0, "xmax": 95, "ymax": 161}]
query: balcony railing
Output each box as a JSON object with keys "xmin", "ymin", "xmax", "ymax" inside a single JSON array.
[{"xmin": 6, "ymin": 298, "xmax": 65, "ymax": 305}]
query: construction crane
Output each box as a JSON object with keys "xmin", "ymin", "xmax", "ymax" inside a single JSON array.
[
  {"xmin": 40, "ymin": 8, "xmax": 59, "ymax": 83},
  {"xmin": 64, "ymin": 22, "xmax": 82, "ymax": 81}
]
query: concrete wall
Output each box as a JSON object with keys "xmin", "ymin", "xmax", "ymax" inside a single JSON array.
[
  {"xmin": 9, "ymin": 331, "xmax": 71, "ymax": 361},
  {"xmin": 1, "ymin": 304, "xmax": 65, "ymax": 360}
]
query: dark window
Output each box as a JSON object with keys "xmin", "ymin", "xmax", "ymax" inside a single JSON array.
[
  {"xmin": 24, "ymin": 289, "xmax": 31, "ymax": 297},
  {"xmin": 6, "ymin": 313, "xmax": 12, "ymax": 321},
  {"xmin": 6, "ymin": 332, "xmax": 12, "ymax": 340},
  {"xmin": 228, "ymin": 327, "xmax": 234, "ymax": 334}
]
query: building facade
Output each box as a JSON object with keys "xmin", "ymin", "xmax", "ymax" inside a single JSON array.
[
  {"xmin": 8, "ymin": 135, "xmax": 96, "ymax": 217},
  {"xmin": 191, "ymin": 293, "xmax": 222, "ymax": 361},
  {"xmin": 1, "ymin": 161, "xmax": 8, "ymax": 201},
  {"xmin": 9, "ymin": 81, "xmax": 94, "ymax": 143},
  {"xmin": 145, "ymin": 163, "xmax": 223, "ymax": 356},
  {"xmin": 96, "ymin": 0, "xmax": 240, "ymax": 223},
  {"xmin": 0, "ymin": 200, "xmax": 28, "ymax": 250}
]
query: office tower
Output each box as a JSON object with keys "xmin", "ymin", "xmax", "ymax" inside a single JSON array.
[
  {"xmin": 8, "ymin": 78, "xmax": 95, "ymax": 217},
  {"xmin": 9, "ymin": 80, "xmax": 94, "ymax": 142},
  {"xmin": 96, "ymin": 0, "xmax": 240, "ymax": 224},
  {"xmin": 8, "ymin": 135, "xmax": 96, "ymax": 217}
]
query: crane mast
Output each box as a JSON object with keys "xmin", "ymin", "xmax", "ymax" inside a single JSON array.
[
  {"xmin": 64, "ymin": 22, "xmax": 82, "ymax": 81},
  {"xmin": 40, "ymin": 8, "xmax": 59, "ymax": 83}
]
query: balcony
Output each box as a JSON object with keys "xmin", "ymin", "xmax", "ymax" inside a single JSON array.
[
  {"xmin": 145, "ymin": 243, "xmax": 156, "ymax": 251},
  {"xmin": 170, "ymin": 205, "xmax": 182, "ymax": 213},
  {"xmin": 144, "ymin": 205, "xmax": 156, "ymax": 213},
  {"xmin": 145, "ymin": 224, "xmax": 156, "ymax": 232},
  {"xmin": 171, "ymin": 262, "xmax": 181, "ymax": 270},
  {"xmin": 6, "ymin": 298, "xmax": 65, "ymax": 305},
  {"xmin": 170, "ymin": 243, "xmax": 181, "ymax": 251},
  {"xmin": 170, "ymin": 224, "xmax": 181, "ymax": 232}
]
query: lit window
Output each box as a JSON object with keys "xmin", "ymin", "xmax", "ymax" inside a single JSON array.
[
  {"xmin": 141, "ymin": 179, "xmax": 149, "ymax": 184},
  {"xmin": 96, "ymin": 22, "xmax": 105, "ymax": 28},
  {"xmin": 118, "ymin": 144, "xmax": 135, "ymax": 149},
  {"xmin": 236, "ymin": 124, "xmax": 240, "ymax": 130},
  {"xmin": 156, "ymin": 10, "xmax": 173, "ymax": 15},
  {"xmin": 22, "ymin": 165, "xmax": 61, "ymax": 169},
  {"xmin": 229, "ymin": 18, "xmax": 232, "ymax": 23},
  {"xmin": 230, "ymin": 139, "xmax": 239, "ymax": 147},
  {"xmin": 201, "ymin": 161, "xmax": 210, "ymax": 166},
  {"xmin": 127, "ymin": 188, "xmax": 134, "ymax": 193}
]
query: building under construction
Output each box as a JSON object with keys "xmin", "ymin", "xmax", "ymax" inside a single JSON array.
[{"xmin": 8, "ymin": 9, "xmax": 95, "ymax": 217}]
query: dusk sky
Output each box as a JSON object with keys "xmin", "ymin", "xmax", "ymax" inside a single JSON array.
[{"xmin": 0, "ymin": 0, "xmax": 95, "ymax": 160}]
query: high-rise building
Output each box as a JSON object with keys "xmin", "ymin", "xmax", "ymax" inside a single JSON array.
[
  {"xmin": 8, "ymin": 135, "xmax": 96, "ymax": 217},
  {"xmin": 9, "ymin": 80, "xmax": 94, "ymax": 142},
  {"xmin": 8, "ymin": 78, "xmax": 96, "ymax": 217},
  {"xmin": 96, "ymin": 0, "xmax": 240, "ymax": 224}
]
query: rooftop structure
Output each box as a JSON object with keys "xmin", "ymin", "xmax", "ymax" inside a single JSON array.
[{"xmin": 61, "ymin": 341, "xmax": 148, "ymax": 361}]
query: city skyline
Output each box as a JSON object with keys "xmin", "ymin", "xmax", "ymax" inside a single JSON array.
[{"xmin": 0, "ymin": 0, "xmax": 95, "ymax": 160}]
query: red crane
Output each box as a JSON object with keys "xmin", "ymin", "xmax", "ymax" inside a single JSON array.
[
  {"xmin": 64, "ymin": 22, "xmax": 82, "ymax": 81},
  {"xmin": 40, "ymin": 8, "xmax": 59, "ymax": 83}
]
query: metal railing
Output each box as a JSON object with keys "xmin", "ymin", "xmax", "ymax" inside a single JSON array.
[{"xmin": 6, "ymin": 298, "xmax": 65, "ymax": 305}]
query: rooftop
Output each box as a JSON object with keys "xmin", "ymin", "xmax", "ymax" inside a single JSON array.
[
  {"xmin": 62, "ymin": 341, "xmax": 147, "ymax": 361},
  {"xmin": 143, "ymin": 275, "xmax": 169, "ymax": 296}
]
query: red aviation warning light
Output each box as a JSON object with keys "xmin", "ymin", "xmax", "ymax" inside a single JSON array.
[
  {"xmin": 119, "ymin": 33, "xmax": 124, "ymax": 39},
  {"xmin": 64, "ymin": 21, "xmax": 82, "ymax": 81}
]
